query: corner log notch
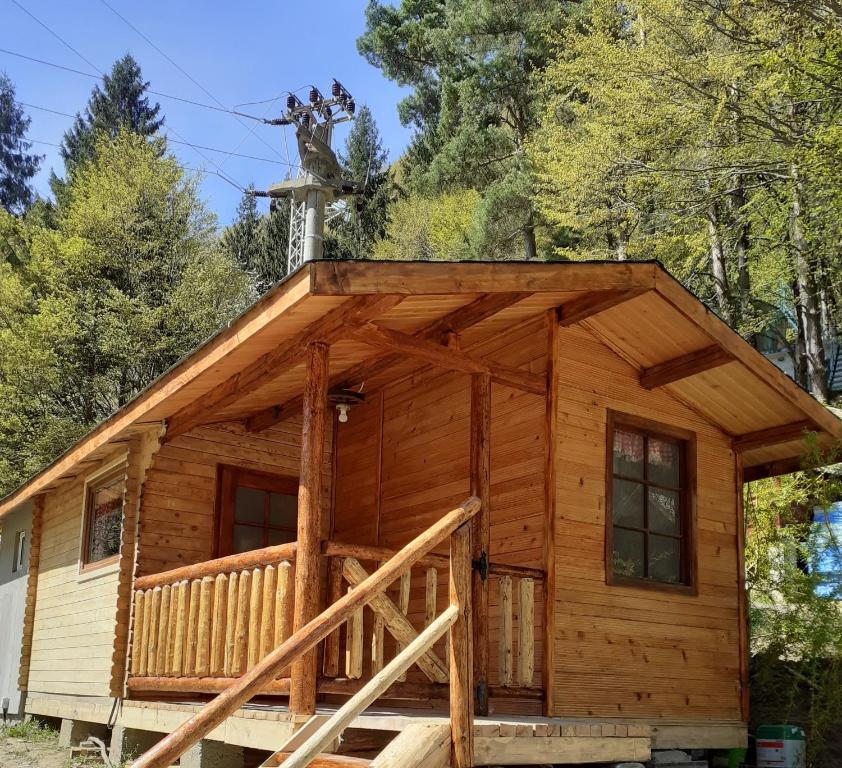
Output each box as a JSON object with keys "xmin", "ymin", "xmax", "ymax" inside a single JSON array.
[
  {"xmin": 245, "ymin": 292, "xmax": 532, "ymax": 433},
  {"xmin": 165, "ymin": 294, "xmax": 403, "ymax": 440},
  {"xmin": 347, "ymin": 323, "xmax": 546, "ymax": 395},
  {"xmin": 640, "ymin": 345, "xmax": 734, "ymax": 389}
]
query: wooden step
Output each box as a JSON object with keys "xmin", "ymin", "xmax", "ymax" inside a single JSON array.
[{"xmin": 263, "ymin": 753, "xmax": 372, "ymax": 768}]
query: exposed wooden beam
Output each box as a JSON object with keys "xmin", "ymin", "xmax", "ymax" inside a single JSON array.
[
  {"xmin": 732, "ymin": 420, "xmax": 815, "ymax": 453},
  {"xmin": 557, "ymin": 288, "xmax": 650, "ymax": 327},
  {"xmin": 348, "ymin": 323, "xmax": 546, "ymax": 395},
  {"xmin": 244, "ymin": 292, "xmax": 532, "ymax": 432},
  {"xmin": 165, "ymin": 294, "xmax": 402, "ymax": 440},
  {"xmin": 640, "ymin": 345, "xmax": 734, "ymax": 389},
  {"xmin": 743, "ymin": 456, "xmax": 804, "ymax": 482}
]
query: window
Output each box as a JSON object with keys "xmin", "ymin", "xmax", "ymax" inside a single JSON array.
[
  {"xmin": 606, "ymin": 411, "xmax": 696, "ymax": 591},
  {"xmin": 13, "ymin": 530, "xmax": 26, "ymax": 573},
  {"xmin": 82, "ymin": 468, "xmax": 125, "ymax": 569},
  {"xmin": 217, "ymin": 466, "xmax": 298, "ymax": 556}
]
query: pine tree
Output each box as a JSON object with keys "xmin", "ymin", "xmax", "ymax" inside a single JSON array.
[
  {"xmin": 332, "ymin": 105, "xmax": 390, "ymax": 260},
  {"xmin": 53, "ymin": 54, "xmax": 163, "ymax": 195},
  {"xmin": 0, "ymin": 73, "xmax": 41, "ymax": 214}
]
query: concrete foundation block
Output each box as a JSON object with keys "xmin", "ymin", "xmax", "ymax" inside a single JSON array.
[
  {"xmin": 181, "ymin": 739, "xmax": 245, "ymax": 768},
  {"xmin": 58, "ymin": 718, "xmax": 108, "ymax": 748},
  {"xmin": 109, "ymin": 724, "xmax": 166, "ymax": 765}
]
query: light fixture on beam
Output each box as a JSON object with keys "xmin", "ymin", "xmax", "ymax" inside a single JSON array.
[{"xmin": 328, "ymin": 389, "xmax": 365, "ymax": 424}]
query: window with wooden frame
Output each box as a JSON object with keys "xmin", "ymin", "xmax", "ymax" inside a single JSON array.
[
  {"xmin": 606, "ymin": 411, "xmax": 696, "ymax": 591},
  {"xmin": 217, "ymin": 466, "xmax": 299, "ymax": 557},
  {"xmin": 81, "ymin": 467, "xmax": 126, "ymax": 570}
]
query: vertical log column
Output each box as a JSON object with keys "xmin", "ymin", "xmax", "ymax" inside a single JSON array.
[
  {"xmin": 470, "ymin": 372, "xmax": 491, "ymax": 715},
  {"xmin": 290, "ymin": 341, "xmax": 330, "ymax": 716},
  {"xmin": 450, "ymin": 523, "xmax": 474, "ymax": 768},
  {"xmin": 18, "ymin": 494, "xmax": 44, "ymax": 694}
]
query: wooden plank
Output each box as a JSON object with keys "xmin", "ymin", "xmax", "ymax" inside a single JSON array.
[
  {"xmin": 260, "ymin": 564, "xmax": 277, "ymax": 660},
  {"xmin": 196, "ymin": 577, "xmax": 213, "ymax": 676},
  {"xmin": 233, "ymin": 569, "xmax": 250, "ymax": 675},
  {"xmin": 640, "ymin": 344, "xmax": 734, "ymax": 389},
  {"xmin": 732, "ymin": 420, "xmax": 814, "ymax": 453},
  {"xmin": 558, "ymin": 289, "xmax": 649, "ymax": 327},
  {"xmin": 735, "ymin": 455, "xmax": 749, "ymax": 722},
  {"xmin": 185, "ymin": 579, "xmax": 201, "ymax": 675},
  {"xmin": 471, "ymin": 371, "xmax": 491, "ymax": 715},
  {"xmin": 348, "ymin": 323, "xmax": 546, "ymax": 395},
  {"xmin": 17, "ymin": 494, "xmax": 44, "ymax": 693},
  {"xmin": 290, "ymin": 341, "xmax": 330, "ymax": 716},
  {"xmin": 369, "ymin": 724, "xmax": 450, "ymax": 768},
  {"xmin": 342, "ymin": 558, "xmax": 449, "ymax": 684},
  {"xmin": 268, "ymin": 606, "xmax": 457, "ymax": 768},
  {"xmin": 130, "ymin": 590, "xmax": 144, "ymax": 677},
  {"xmin": 223, "ymin": 572, "xmax": 239, "ymax": 677},
  {"xmin": 322, "ymin": 542, "xmax": 449, "ymax": 570},
  {"xmin": 518, "ymin": 579, "xmax": 534, "ymax": 687},
  {"xmin": 129, "ymin": 496, "xmax": 478, "ymax": 768},
  {"xmin": 165, "ymin": 294, "xmax": 402, "ymax": 439},
  {"xmin": 425, "ymin": 568, "xmax": 438, "ymax": 628},
  {"xmin": 147, "ymin": 587, "xmax": 161, "ymax": 677},
  {"xmin": 450, "ymin": 523, "xmax": 474, "ymax": 768},
  {"xmin": 323, "ymin": 558, "xmax": 344, "ymax": 678},
  {"xmin": 275, "ymin": 560, "xmax": 293, "ymax": 647},
  {"xmin": 473, "ymin": 736, "xmax": 651, "ymax": 766},
  {"xmin": 246, "ymin": 292, "xmax": 532, "ymax": 433},
  {"xmin": 372, "ymin": 562, "xmax": 385, "ymax": 676},
  {"xmin": 173, "ymin": 581, "xmax": 188, "ymax": 677},
  {"xmin": 543, "ymin": 308, "xmax": 558, "ymax": 715},
  {"xmin": 345, "ymin": 586, "xmax": 364, "ymax": 680},
  {"xmin": 165, "ymin": 583, "xmax": 178, "ymax": 675},
  {"xmin": 156, "ymin": 584, "xmax": 171, "ymax": 676},
  {"xmin": 396, "ymin": 570, "xmax": 411, "ymax": 682},
  {"xmin": 499, "ymin": 576, "xmax": 513, "ymax": 687}
]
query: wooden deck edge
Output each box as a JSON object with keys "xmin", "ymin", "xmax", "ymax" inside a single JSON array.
[{"xmin": 474, "ymin": 736, "xmax": 650, "ymax": 765}]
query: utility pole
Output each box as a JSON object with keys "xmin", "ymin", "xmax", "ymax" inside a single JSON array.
[{"xmin": 265, "ymin": 81, "xmax": 359, "ymax": 272}]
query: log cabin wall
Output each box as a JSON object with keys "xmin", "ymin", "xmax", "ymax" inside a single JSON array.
[
  {"xmin": 28, "ymin": 469, "xmax": 123, "ymax": 697},
  {"xmin": 552, "ymin": 324, "xmax": 741, "ymax": 720},
  {"xmin": 331, "ymin": 317, "xmax": 548, "ymax": 697},
  {"xmin": 136, "ymin": 419, "xmax": 333, "ymax": 577}
]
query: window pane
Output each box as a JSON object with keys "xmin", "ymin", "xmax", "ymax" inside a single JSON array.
[
  {"xmin": 235, "ymin": 487, "xmax": 265, "ymax": 524},
  {"xmin": 268, "ymin": 528, "xmax": 297, "ymax": 546},
  {"xmin": 613, "ymin": 479, "xmax": 644, "ymax": 527},
  {"xmin": 649, "ymin": 487, "xmax": 681, "ymax": 534},
  {"xmin": 613, "ymin": 527, "xmax": 644, "ymax": 578},
  {"xmin": 648, "ymin": 438, "xmax": 680, "ymax": 487},
  {"xmin": 232, "ymin": 524, "xmax": 264, "ymax": 553},
  {"xmin": 87, "ymin": 478, "xmax": 123, "ymax": 563},
  {"xmin": 269, "ymin": 493, "xmax": 297, "ymax": 529},
  {"xmin": 613, "ymin": 430, "xmax": 644, "ymax": 479},
  {"xmin": 649, "ymin": 535, "xmax": 681, "ymax": 583}
]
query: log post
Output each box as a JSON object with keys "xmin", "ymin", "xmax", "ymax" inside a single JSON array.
[
  {"xmin": 290, "ymin": 341, "xmax": 330, "ymax": 716},
  {"xmin": 449, "ymin": 523, "xmax": 474, "ymax": 768},
  {"xmin": 470, "ymin": 372, "xmax": 491, "ymax": 715}
]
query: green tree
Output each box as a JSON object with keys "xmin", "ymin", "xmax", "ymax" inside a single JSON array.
[
  {"xmin": 0, "ymin": 131, "xmax": 252, "ymax": 494},
  {"xmin": 330, "ymin": 105, "xmax": 391, "ymax": 260},
  {"xmin": 359, "ymin": 0, "xmax": 570, "ymax": 260},
  {"xmin": 52, "ymin": 54, "xmax": 163, "ymax": 198},
  {"xmin": 0, "ymin": 73, "xmax": 41, "ymax": 214}
]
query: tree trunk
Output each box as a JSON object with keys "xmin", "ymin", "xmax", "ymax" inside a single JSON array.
[
  {"xmin": 522, "ymin": 221, "xmax": 537, "ymax": 261},
  {"xmin": 706, "ymin": 196, "xmax": 733, "ymax": 325},
  {"xmin": 792, "ymin": 280, "xmax": 809, "ymax": 390},
  {"xmin": 729, "ymin": 179, "xmax": 755, "ymax": 345},
  {"xmin": 790, "ymin": 163, "xmax": 828, "ymax": 402}
]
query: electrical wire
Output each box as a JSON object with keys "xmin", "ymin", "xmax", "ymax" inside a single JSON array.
[
  {"xmin": 95, "ymin": 0, "xmax": 286, "ymax": 165},
  {"xmin": 7, "ymin": 2, "xmax": 248, "ymax": 191},
  {"xmin": 20, "ymin": 101, "xmax": 297, "ymax": 167}
]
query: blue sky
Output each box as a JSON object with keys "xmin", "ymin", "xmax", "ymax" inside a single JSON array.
[{"xmin": 3, "ymin": 0, "xmax": 411, "ymax": 224}]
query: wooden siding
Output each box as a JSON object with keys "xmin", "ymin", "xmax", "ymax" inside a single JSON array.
[
  {"xmin": 28, "ymin": 465, "xmax": 125, "ymax": 696},
  {"xmin": 332, "ymin": 318, "xmax": 548, "ymax": 692},
  {"xmin": 551, "ymin": 324, "xmax": 741, "ymax": 720},
  {"xmin": 137, "ymin": 420, "xmax": 332, "ymax": 577}
]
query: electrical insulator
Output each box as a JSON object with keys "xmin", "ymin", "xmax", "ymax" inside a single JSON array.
[
  {"xmin": 347, "ymin": 99, "xmax": 355, "ymax": 115},
  {"xmin": 286, "ymin": 94, "xmax": 297, "ymax": 111},
  {"xmin": 309, "ymin": 87, "xmax": 321, "ymax": 105},
  {"xmin": 331, "ymin": 80, "xmax": 342, "ymax": 98}
]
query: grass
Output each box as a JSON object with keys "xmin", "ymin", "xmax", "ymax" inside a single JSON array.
[{"xmin": 1, "ymin": 717, "xmax": 59, "ymax": 742}]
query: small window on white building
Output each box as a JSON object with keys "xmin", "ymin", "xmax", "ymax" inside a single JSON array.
[{"xmin": 13, "ymin": 530, "xmax": 26, "ymax": 573}]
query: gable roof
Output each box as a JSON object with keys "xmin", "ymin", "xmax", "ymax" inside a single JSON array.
[{"xmin": 1, "ymin": 259, "xmax": 839, "ymax": 517}]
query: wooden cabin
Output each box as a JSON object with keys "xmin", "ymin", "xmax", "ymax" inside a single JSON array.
[{"xmin": 1, "ymin": 260, "xmax": 840, "ymax": 768}]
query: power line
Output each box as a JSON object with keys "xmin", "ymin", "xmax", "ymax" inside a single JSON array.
[
  {"xmin": 95, "ymin": 0, "xmax": 286, "ymax": 166},
  {"xmin": 20, "ymin": 101, "xmax": 297, "ymax": 167},
  {"xmin": 0, "ymin": 47, "xmax": 269, "ymax": 121},
  {"xmin": 7, "ymin": 3, "xmax": 248, "ymax": 192}
]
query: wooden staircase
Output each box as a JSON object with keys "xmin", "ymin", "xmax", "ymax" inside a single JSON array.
[{"xmin": 129, "ymin": 497, "xmax": 480, "ymax": 768}]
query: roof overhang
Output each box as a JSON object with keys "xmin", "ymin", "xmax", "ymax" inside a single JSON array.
[{"xmin": 1, "ymin": 259, "xmax": 839, "ymax": 518}]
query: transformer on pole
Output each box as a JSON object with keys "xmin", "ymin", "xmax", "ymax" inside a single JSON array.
[{"xmin": 266, "ymin": 81, "xmax": 359, "ymax": 272}]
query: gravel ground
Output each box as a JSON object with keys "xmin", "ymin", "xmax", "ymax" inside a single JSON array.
[{"xmin": 0, "ymin": 725, "xmax": 70, "ymax": 768}]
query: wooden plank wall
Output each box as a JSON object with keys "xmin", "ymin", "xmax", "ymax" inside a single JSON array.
[
  {"xmin": 551, "ymin": 324, "xmax": 741, "ymax": 720},
  {"xmin": 28, "ymin": 467, "xmax": 125, "ymax": 696},
  {"xmin": 137, "ymin": 420, "xmax": 332, "ymax": 576},
  {"xmin": 331, "ymin": 318, "xmax": 547, "ymax": 694}
]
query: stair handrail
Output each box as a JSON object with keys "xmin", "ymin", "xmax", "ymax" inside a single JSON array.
[{"xmin": 129, "ymin": 495, "xmax": 480, "ymax": 768}]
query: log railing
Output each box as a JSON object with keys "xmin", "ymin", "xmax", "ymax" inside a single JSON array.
[
  {"xmin": 129, "ymin": 496, "xmax": 480, "ymax": 768},
  {"xmin": 130, "ymin": 544, "xmax": 295, "ymax": 688},
  {"xmin": 489, "ymin": 565, "xmax": 544, "ymax": 692}
]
